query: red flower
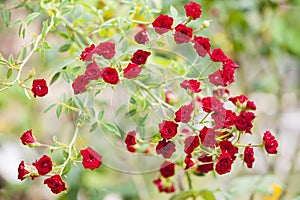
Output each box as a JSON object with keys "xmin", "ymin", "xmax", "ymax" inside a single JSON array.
[
  {"xmin": 184, "ymin": 135, "xmax": 200, "ymax": 154},
  {"xmin": 213, "ymin": 88, "xmax": 230, "ymax": 99},
  {"xmin": 235, "ymin": 111, "xmax": 255, "ymax": 133},
  {"xmin": 184, "ymin": 154, "xmax": 195, "ymax": 170},
  {"xmin": 102, "ymin": 67, "xmax": 119, "ymax": 84},
  {"xmin": 180, "ymin": 79, "xmax": 201, "ymax": 93},
  {"xmin": 44, "ymin": 174, "xmax": 67, "ymax": 194},
  {"xmin": 244, "ymin": 145, "xmax": 255, "ymax": 168},
  {"xmin": 219, "ymin": 140, "xmax": 238, "ymax": 160},
  {"xmin": 80, "ymin": 44, "xmax": 96, "ymax": 61},
  {"xmin": 210, "ymin": 48, "xmax": 228, "ymax": 62},
  {"xmin": 201, "ymin": 96, "xmax": 223, "ymax": 113},
  {"xmin": 130, "ymin": 50, "xmax": 151, "ymax": 65},
  {"xmin": 127, "ymin": 145, "xmax": 136, "ymax": 153},
  {"xmin": 134, "ymin": 30, "xmax": 149, "ymax": 44},
  {"xmin": 80, "ymin": 147, "xmax": 102, "ymax": 170},
  {"xmin": 152, "ymin": 14, "xmax": 173, "ymax": 34},
  {"xmin": 156, "ymin": 139, "xmax": 176, "ymax": 159},
  {"xmin": 125, "ymin": 130, "xmax": 137, "ymax": 146},
  {"xmin": 215, "ymin": 153, "xmax": 233, "ymax": 175},
  {"xmin": 18, "ymin": 161, "xmax": 29, "ymax": 181},
  {"xmin": 208, "ymin": 70, "xmax": 226, "ymax": 87},
  {"xmin": 123, "ymin": 63, "xmax": 142, "ymax": 79},
  {"xmin": 96, "ymin": 42, "xmax": 116, "ymax": 59},
  {"xmin": 159, "ymin": 120, "xmax": 178, "ymax": 139},
  {"xmin": 212, "ymin": 109, "xmax": 236, "ymax": 129},
  {"xmin": 184, "ymin": 1, "xmax": 202, "ymax": 20},
  {"xmin": 31, "ymin": 79, "xmax": 48, "ymax": 98},
  {"xmin": 174, "ymin": 24, "xmax": 193, "ymax": 44},
  {"xmin": 192, "ymin": 35, "xmax": 210, "ymax": 57},
  {"xmin": 20, "ymin": 129, "xmax": 36, "ymax": 146},
  {"xmin": 72, "ymin": 75, "xmax": 90, "ymax": 94},
  {"xmin": 196, "ymin": 155, "xmax": 213, "ymax": 174},
  {"xmin": 263, "ymin": 131, "xmax": 278, "ymax": 154},
  {"xmin": 199, "ymin": 127, "xmax": 216, "ymax": 148},
  {"xmin": 160, "ymin": 161, "xmax": 175, "ymax": 178},
  {"xmin": 85, "ymin": 62, "xmax": 102, "ymax": 80},
  {"xmin": 174, "ymin": 103, "xmax": 194, "ymax": 123},
  {"xmin": 229, "ymin": 95, "xmax": 256, "ymax": 110},
  {"xmin": 153, "ymin": 178, "xmax": 175, "ymax": 193},
  {"xmin": 165, "ymin": 91, "xmax": 177, "ymax": 105},
  {"xmin": 32, "ymin": 155, "xmax": 53, "ymax": 175}
]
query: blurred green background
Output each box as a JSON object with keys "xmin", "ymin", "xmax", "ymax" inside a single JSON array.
[{"xmin": 0, "ymin": 0, "xmax": 300, "ymax": 199}]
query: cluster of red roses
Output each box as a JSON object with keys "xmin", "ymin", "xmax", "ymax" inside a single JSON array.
[
  {"xmin": 72, "ymin": 42, "xmax": 151, "ymax": 94},
  {"xmin": 17, "ymin": 130, "xmax": 102, "ymax": 194},
  {"xmin": 121, "ymin": 1, "xmax": 279, "ymax": 193}
]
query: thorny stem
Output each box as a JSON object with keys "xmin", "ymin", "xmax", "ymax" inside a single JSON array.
[{"xmin": 235, "ymin": 143, "xmax": 263, "ymax": 148}]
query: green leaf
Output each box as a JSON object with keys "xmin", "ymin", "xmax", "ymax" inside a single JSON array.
[
  {"xmin": 125, "ymin": 109, "xmax": 136, "ymax": 117},
  {"xmin": 61, "ymin": 160, "xmax": 72, "ymax": 176},
  {"xmin": 6, "ymin": 68, "xmax": 12, "ymax": 79},
  {"xmin": 1, "ymin": 9, "xmax": 11, "ymax": 27},
  {"xmin": 74, "ymin": 96, "xmax": 84, "ymax": 110},
  {"xmin": 50, "ymin": 72, "xmax": 60, "ymax": 85},
  {"xmin": 89, "ymin": 108, "xmax": 96, "ymax": 118},
  {"xmin": 89, "ymin": 122, "xmax": 98, "ymax": 132},
  {"xmin": 25, "ymin": 12, "xmax": 40, "ymax": 25},
  {"xmin": 101, "ymin": 122, "xmax": 121, "ymax": 137},
  {"xmin": 59, "ymin": 43, "xmax": 71, "ymax": 52},
  {"xmin": 170, "ymin": 190, "xmax": 216, "ymax": 200},
  {"xmin": 170, "ymin": 5, "xmax": 178, "ymax": 17},
  {"xmin": 44, "ymin": 104, "xmax": 56, "ymax": 113},
  {"xmin": 56, "ymin": 104, "xmax": 63, "ymax": 118},
  {"xmin": 97, "ymin": 110, "xmax": 104, "ymax": 120}
]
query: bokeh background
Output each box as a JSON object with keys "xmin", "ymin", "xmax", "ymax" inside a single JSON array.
[{"xmin": 0, "ymin": 0, "xmax": 300, "ymax": 199}]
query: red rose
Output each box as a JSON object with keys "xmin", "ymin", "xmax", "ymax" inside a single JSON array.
[
  {"xmin": 235, "ymin": 111, "xmax": 255, "ymax": 133},
  {"xmin": 201, "ymin": 96, "xmax": 223, "ymax": 113},
  {"xmin": 184, "ymin": 1, "xmax": 202, "ymax": 20},
  {"xmin": 156, "ymin": 139, "xmax": 176, "ymax": 159},
  {"xmin": 18, "ymin": 161, "xmax": 29, "ymax": 181},
  {"xmin": 192, "ymin": 35, "xmax": 210, "ymax": 57},
  {"xmin": 199, "ymin": 126, "xmax": 216, "ymax": 148},
  {"xmin": 229, "ymin": 95, "xmax": 256, "ymax": 110},
  {"xmin": 174, "ymin": 24, "xmax": 193, "ymax": 44},
  {"xmin": 31, "ymin": 79, "xmax": 48, "ymax": 98},
  {"xmin": 160, "ymin": 161, "xmax": 175, "ymax": 178},
  {"xmin": 159, "ymin": 120, "xmax": 178, "ymax": 139},
  {"xmin": 152, "ymin": 14, "xmax": 173, "ymax": 34},
  {"xmin": 180, "ymin": 79, "xmax": 201, "ymax": 93},
  {"xmin": 84, "ymin": 62, "xmax": 102, "ymax": 80},
  {"xmin": 184, "ymin": 154, "xmax": 195, "ymax": 170},
  {"xmin": 80, "ymin": 147, "xmax": 102, "ymax": 170},
  {"xmin": 134, "ymin": 30, "xmax": 149, "ymax": 44},
  {"xmin": 174, "ymin": 103, "xmax": 194, "ymax": 123},
  {"xmin": 102, "ymin": 67, "xmax": 119, "ymax": 84},
  {"xmin": 184, "ymin": 136, "xmax": 200, "ymax": 154},
  {"xmin": 153, "ymin": 178, "xmax": 175, "ymax": 193},
  {"xmin": 196, "ymin": 155, "xmax": 213, "ymax": 174},
  {"xmin": 244, "ymin": 145, "xmax": 255, "ymax": 168},
  {"xmin": 125, "ymin": 130, "xmax": 137, "ymax": 146},
  {"xmin": 130, "ymin": 50, "xmax": 151, "ymax": 65},
  {"xmin": 208, "ymin": 70, "xmax": 226, "ymax": 86},
  {"xmin": 215, "ymin": 153, "xmax": 233, "ymax": 175},
  {"xmin": 32, "ymin": 155, "xmax": 52, "ymax": 175},
  {"xmin": 263, "ymin": 131, "xmax": 278, "ymax": 154},
  {"xmin": 96, "ymin": 42, "xmax": 116, "ymax": 59},
  {"xmin": 44, "ymin": 174, "xmax": 67, "ymax": 194},
  {"xmin": 123, "ymin": 63, "xmax": 142, "ymax": 79},
  {"xmin": 80, "ymin": 44, "xmax": 96, "ymax": 61},
  {"xmin": 210, "ymin": 48, "xmax": 228, "ymax": 62},
  {"xmin": 219, "ymin": 140, "xmax": 238, "ymax": 160},
  {"xmin": 213, "ymin": 88, "xmax": 230, "ymax": 99},
  {"xmin": 212, "ymin": 109, "xmax": 236, "ymax": 129},
  {"xmin": 20, "ymin": 129, "xmax": 36, "ymax": 146},
  {"xmin": 72, "ymin": 75, "xmax": 90, "ymax": 94}
]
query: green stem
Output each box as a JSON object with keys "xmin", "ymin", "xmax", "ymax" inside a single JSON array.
[
  {"xmin": 186, "ymin": 171, "xmax": 193, "ymax": 190},
  {"xmin": 235, "ymin": 143, "xmax": 263, "ymax": 148}
]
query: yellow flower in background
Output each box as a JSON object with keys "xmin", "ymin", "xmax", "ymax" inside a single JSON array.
[{"xmin": 263, "ymin": 184, "xmax": 282, "ymax": 200}]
